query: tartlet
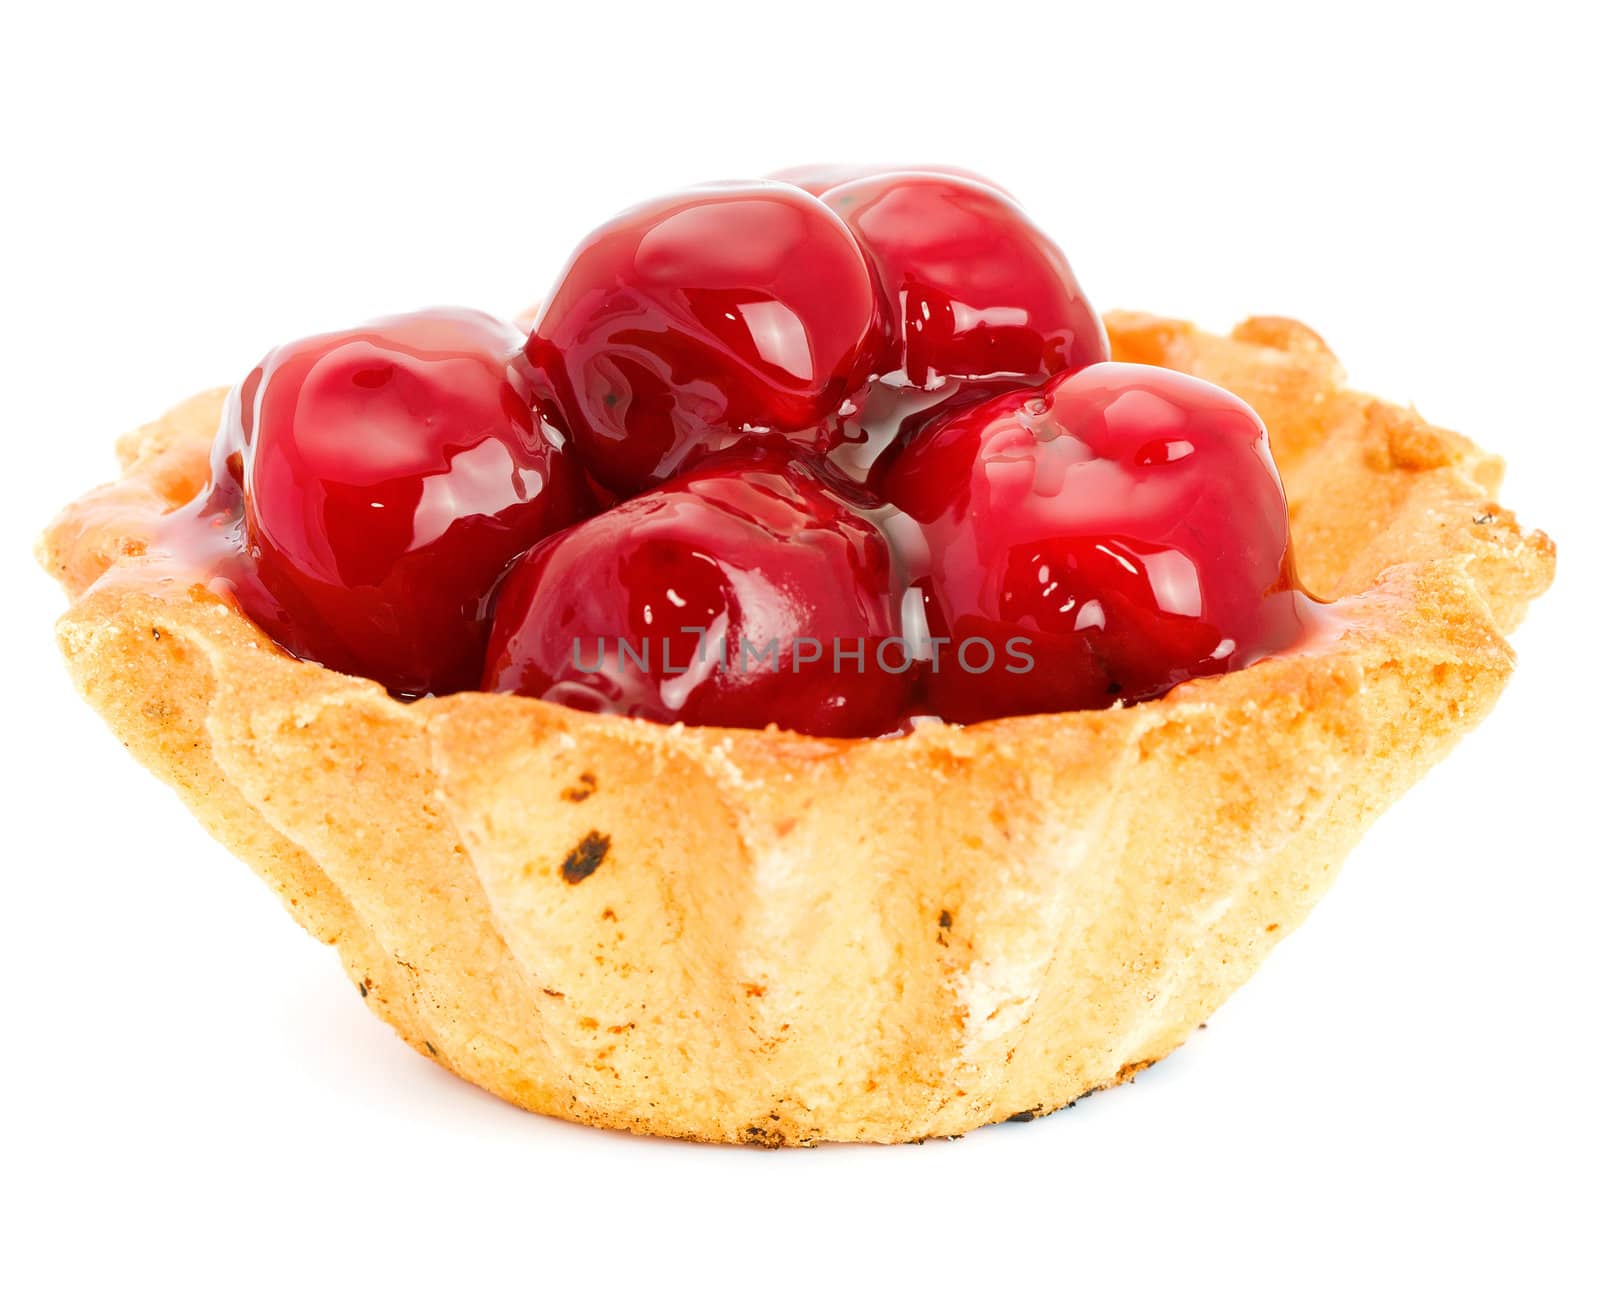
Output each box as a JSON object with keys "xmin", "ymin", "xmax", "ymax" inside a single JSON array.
[{"xmin": 40, "ymin": 310, "xmax": 1552, "ymax": 1144}]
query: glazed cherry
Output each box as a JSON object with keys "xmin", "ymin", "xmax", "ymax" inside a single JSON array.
[
  {"xmin": 523, "ymin": 183, "xmax": 886, "ymax": 497},
  {"xmin": 819, "ymin": 173, "xmax": 1107, "ymax": 391},
  {"xmin": 483, "ymin": 451, "xmax": 911, "ymax": 737},
  {"xmin": 212, "ymin": 309, "xmax": 589, "ymax": 697},
  {"xmin": 768, "ymin": 163, "xmax": 1009, "ymax": 198},
  {"xmin": 881, "ymin": 362, "xmax": 1316, "ymax": 722}
]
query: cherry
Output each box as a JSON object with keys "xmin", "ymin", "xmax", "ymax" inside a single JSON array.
[
  {"xmin": 768, "ymin": 163, "xmax": 1009, "ymax": 198},
  {"xmin": 483, "ymin": 450, "xmax": 911, "ymax": 737},
  {"xmin": 210, "ymin": 308, "xmax": 590, "ymax": 697},
  {"xmin": 880, "ymin": 362, "xmax": 1316, "ymax": 722},
  {"xmin": 523, "ymin": 183, "xmax": 886, "ymax": 497},
  {"xmin": 818, "ymin": 172, "xmax": 1107, "ymax": 392}
]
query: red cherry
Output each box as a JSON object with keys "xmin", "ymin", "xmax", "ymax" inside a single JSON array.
[
  {"xmin": 881, "ymin": 363, "xmax": 1316, "ymax": 722},
  {"xmin": 483, "ymin": 451, "xmax": 912, "ymax": 737},
  {"xmin": 209, "ymin": 309, "xmax": 590, "ymax": 697},
  {"xmin": 820, "ymin": 173, "xmax": 1108, "ymax": 391},
  {"xmin": 523, "ymin": 183, "xmax": 887, "ymax": 497},
  {"xmin": 768, "ymin": 163, "xmax": 1010, "ymax": 199}
]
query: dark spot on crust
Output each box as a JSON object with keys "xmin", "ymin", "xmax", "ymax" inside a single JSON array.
[
  {"xmin": 561, "ymin": 831, "xmax": 611, "ymax": 883},
  {"xmin": 150, "ymin": 627, "xmax": 161, "ymax": 640},
  {"xmin": 1002, "ymin": 1091, "xmax": 1097, "ymax": 1129},
  {"xmin": 561, "ymin": 771, "xmax": 598, "ymax": 803},
  {"xmin": 601, "ymin": 907, "xmax": 617, "ymax": 922},
  {"xmin": 1474, "ymin": 511, "xmax": 1497, "ymax": 526},
  {"xmin": 356, "ymin": 980, "xmax": 369, "ymax": 998},
  {"xmin": 542, "ymin": 987, "xmax": 565, "ymax": 999},
  {"xmin": 938, "ymin": 909, "xmax": 952, "ymax": 929},
  {"xmin": 424, "ymin": 1041, "xmax": 438, "ymax": 1057},
  {"xmin": 743, "ymin": 1125, "xmax": 784, "ymax": 1148}
]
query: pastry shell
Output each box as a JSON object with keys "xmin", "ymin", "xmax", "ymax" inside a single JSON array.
[{"xmin": 39, "ymin": 314, "xmax": 1554, "ymax": 1144}]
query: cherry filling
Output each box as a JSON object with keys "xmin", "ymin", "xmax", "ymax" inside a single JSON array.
[
  {"xmin": 818, "ymin": 172, "xmax": 1108, "ymax": 392},
  {"xmin": 172, "ymin": 167, "xmax": 1318, "ymax": 737},
  {"xmin": 880, "ymin": 363, "xmax": 1318, "ymax": 722},
  {"xmin": 522, "ymin": 182, "xmax": 886, "ymax": 497},
  {"xmin": 190, "ymin": 308, "xmax": 590, "ymax": 697},
  {"xmin": 767, "ymin": 163, "xmax": 1010, "ymax": 198},
  {"xmin": 482, "ymin": 451, "xmax": 912, "ymax": 737}
]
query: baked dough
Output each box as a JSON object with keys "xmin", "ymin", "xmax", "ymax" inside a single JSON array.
[{"xmin": 38, "ymin": 313, "xmax": 1555, "ymax": 1144}]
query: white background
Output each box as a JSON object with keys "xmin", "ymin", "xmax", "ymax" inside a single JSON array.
[{"xmin": 4, "ymin": 2, "xmax": 1595, "ymax": 1295}]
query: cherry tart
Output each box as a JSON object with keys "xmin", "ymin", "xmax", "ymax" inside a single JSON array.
[{"xmin": 41, "ymin": 299, "xmax": 1554, "ymax": 1144}]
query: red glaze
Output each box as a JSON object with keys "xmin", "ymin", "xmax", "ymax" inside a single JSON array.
[
  {"xmin": 203, "ymin": 309, "xmax": 590, "ymax": 697},
  {"xmin": 483, "ymin": 451, "xmax": 912, "ymax": 737},
  {"xmin": 881, "ymin": 362, "xmax": 1316, "ymax": 722},
  {"xmin": 523, "ymin": 183, "xmax": 886, "ymax": 497},
  {"xmin": 819, "ymin": 173, "xmax": 1108, "ymax": 392},
  {"xmin": 768, "ymin": 163, "xmax": 1009, "ymax": 199}
]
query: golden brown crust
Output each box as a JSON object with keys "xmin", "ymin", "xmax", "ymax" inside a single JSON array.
[{"xmin": 39, "ymin": 314, "xmax": 1554, "ymax": 1143}]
